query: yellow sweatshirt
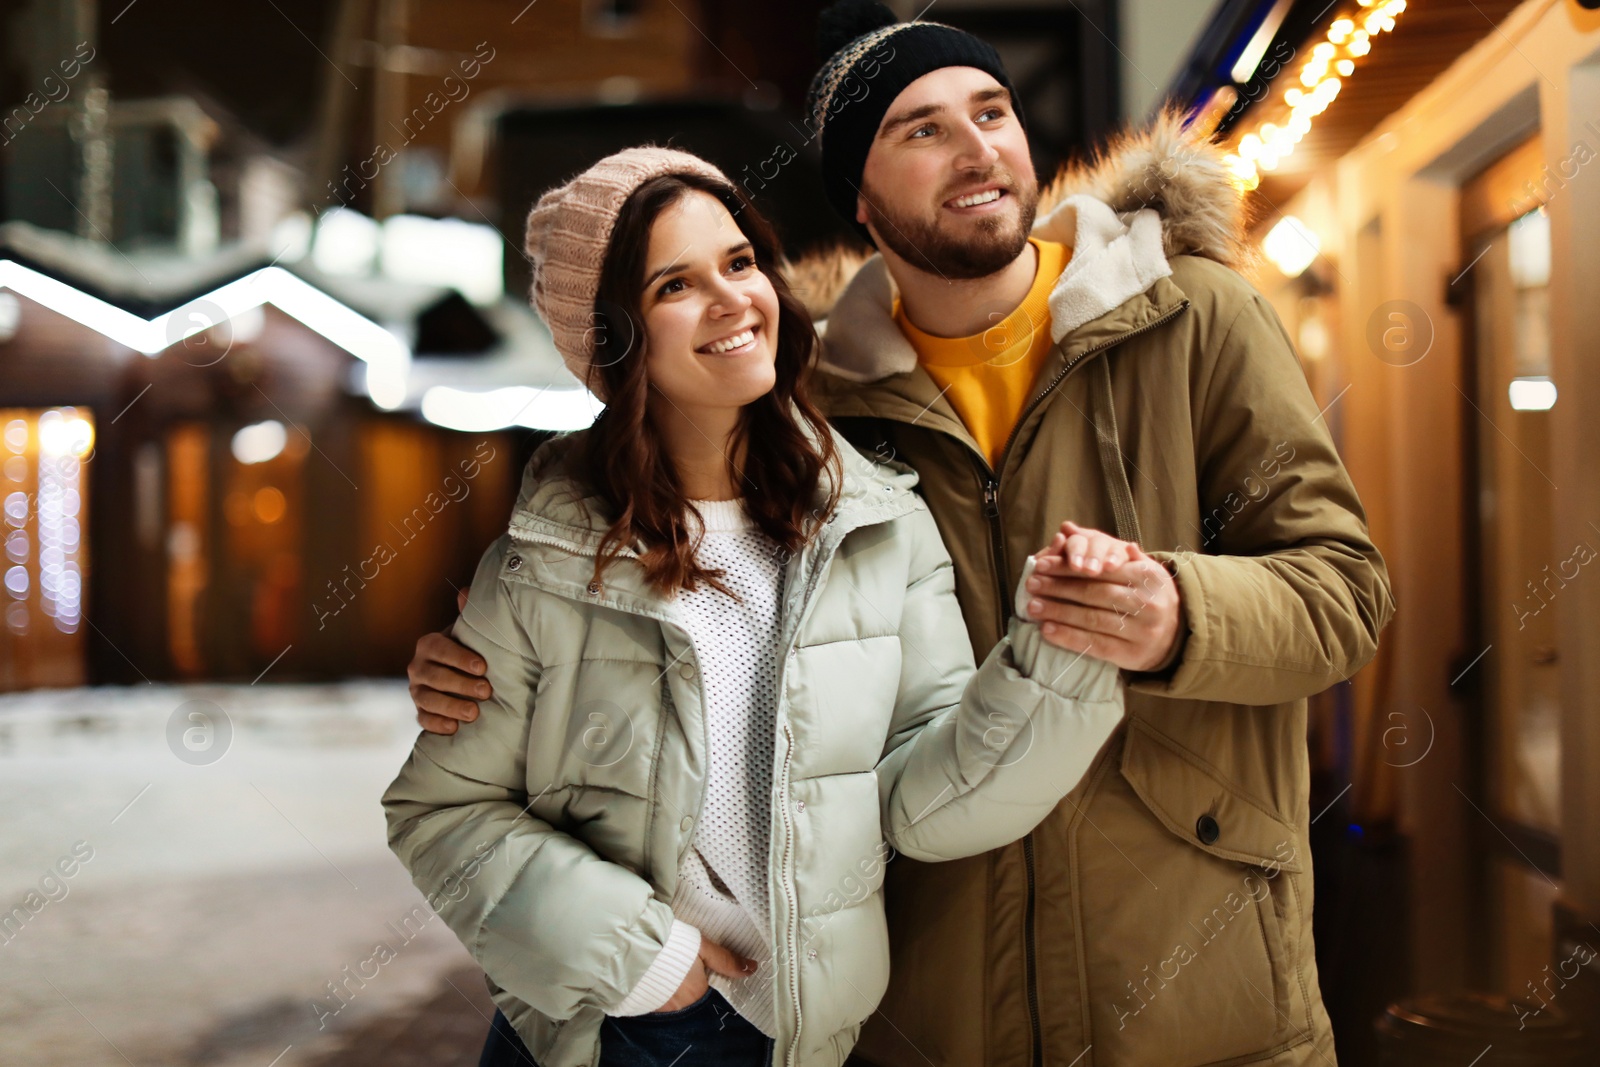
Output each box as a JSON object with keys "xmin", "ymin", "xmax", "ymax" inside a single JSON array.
[{"xmin": 894, "ymin": 238, "xmax": 1071, "ymax": 469}]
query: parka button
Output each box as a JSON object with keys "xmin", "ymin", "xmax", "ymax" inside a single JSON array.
[
  {"xmin": 507, "ymin": 555, "xmax": 522, "ymax": 571},
  {"xmin": 680, "ymin": 816, "xmax": 693, "ymax": 832},
  {"xmin": 586, "ymin": 580, "xmax": 600, "ymax": 594},
  {"xmin": 807, "ymin": 949, "xmax": 818, "ymax": 960},
  {"xmin": 680, "ymin": 664, "xmax": 696, "ymax": 680},
  {"xmin": 795, "ymin": 800, "xmax": 806, "ymax": 813},
  {"xmin": 1196, "ymin": 814, "xmax": 1220, "ymax": 845}
]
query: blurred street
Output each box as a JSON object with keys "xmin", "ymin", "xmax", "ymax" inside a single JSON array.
[{"xmin": 0, "ymin": 682, "xmax": 495, "ymax": 1067}]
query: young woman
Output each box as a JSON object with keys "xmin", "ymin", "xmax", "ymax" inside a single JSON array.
[{"xmin": 382, "ymin": 147, "xmax": 1131, "ymax": 1067}]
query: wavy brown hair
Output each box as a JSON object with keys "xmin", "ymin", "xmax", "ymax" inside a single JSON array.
[{"xmin": 579, "ymin": 171, "xmax": 840, "ymax": 596}]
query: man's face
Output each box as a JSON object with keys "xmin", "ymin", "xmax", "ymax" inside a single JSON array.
[{"xmin": 856, "ymin": 66, "xmax": 1039, "ymax": 280}]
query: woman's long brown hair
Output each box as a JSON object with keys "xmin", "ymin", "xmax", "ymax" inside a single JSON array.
[{"xmin": 579, "ymin": 171, "xmax": 840, "ymax": 596}]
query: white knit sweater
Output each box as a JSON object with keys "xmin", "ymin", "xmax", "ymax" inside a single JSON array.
[{"xmin": 610, "ymin": 497, "xmax": 784, "ymax": 1036}]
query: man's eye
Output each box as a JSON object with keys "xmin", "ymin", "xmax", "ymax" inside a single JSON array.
[
  {"xmin": 978, "ymin": 108, "xmax": 1005, "ymax": 122},
  {"xmin": 909, "ymin": 124, "xmax": 935, "ymax": 139}
]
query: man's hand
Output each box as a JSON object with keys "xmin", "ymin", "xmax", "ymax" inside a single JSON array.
[
  {"xmin": 654, "ymin": 938, "xmax": 758, "ymax": 1012},
  {"xmin": 1026, "ymin": 521, "xmax": 1183, "ymax": 672},
  {"xmin": 410, "ymin": 588, "xmax": 492, "ymax": 735}
]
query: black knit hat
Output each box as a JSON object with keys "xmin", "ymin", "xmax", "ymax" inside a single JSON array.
[{"xmin": 805, "ymin": 0, "xmax": 1026, "ymax": 240}]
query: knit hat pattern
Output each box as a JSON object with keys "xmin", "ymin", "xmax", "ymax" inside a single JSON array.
[
  {"xmin": 524, "ymin": 146, "xmax": 731, "ymax": 391},
  {"xmin": 805, "ymin": 1, "xmax": 1025, "ymax": 238}
]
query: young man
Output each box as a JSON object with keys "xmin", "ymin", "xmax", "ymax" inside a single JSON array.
[{"xmin": 406, "ymin": 5, "xmax": 1394, "ymax": 1064}]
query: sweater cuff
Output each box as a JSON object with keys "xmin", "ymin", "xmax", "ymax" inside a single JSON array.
[
  {"xmin": 611, "ymin": 919, "xmax": 702, "ymax": 1016},
  {"xmin": 1010, "ymin": 556, "xmax": 1120, "ymax": 701},
  {"xmin": 1015, "ymin": 554, "xmax": 1042, "ymax": 622}
]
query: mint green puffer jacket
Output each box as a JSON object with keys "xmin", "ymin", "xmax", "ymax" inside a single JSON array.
[{"xmin": 381, "ymin": 428, "xmax": 1124, "ymax": 1067}]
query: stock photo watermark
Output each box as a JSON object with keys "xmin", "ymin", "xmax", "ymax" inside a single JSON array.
[
  {"xmin": 165, "ymin": 698, "xmax": 232, "ymax": 766},
  {"xmin": 1511, "ymin": 537, "xmax": 1595, "ymax": 631},
  {"xmin": 1200, "ymin": 441, "xmax": 1297, "ymax": 545},
  {"xmin": 313, "ymin": 441, "xmax": 498, "ymax": 629},
  {"xmin": 311, "ymin": 838, "xmax": 499, "ymax": 1029},
  {"xmin": 1366, "ymin": 299, "xmax": 1433, "ymax": 367},
  {"xmin": 1111, "ymin": 840, "xmax": 1299, "ymax": 1031},
  {"xmin": 0, "ymin": 41, "xmax": 96, "ymax": 147},
  {"xmin": 0, "ymin": 840, "xmax": 96, "ymax": 948},
  {"xmin": 325, "ymin": 42, "xmax": 498, "ymax": 205}
]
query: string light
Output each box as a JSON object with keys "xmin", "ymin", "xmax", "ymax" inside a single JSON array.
[{"xmin": 1220, "ymin": 0, "xmax": 1409, "ymax": 190}]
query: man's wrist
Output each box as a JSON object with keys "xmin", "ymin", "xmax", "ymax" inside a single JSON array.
[{"xmin": 1141, "ymin": 558, "xmax": 1187, "ymax": 675}]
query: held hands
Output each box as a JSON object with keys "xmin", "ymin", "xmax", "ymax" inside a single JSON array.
[
  {"xmin": 655, "ymin": 939, "xmax": 759, "ymax": 1012},
  {"xmin": 1025, "ymin": 521, "xmax": 1183, "ymax": 673},
  {"xmin": 408, "ymin": 519, "xmax": 1185, "ymax": 734}
]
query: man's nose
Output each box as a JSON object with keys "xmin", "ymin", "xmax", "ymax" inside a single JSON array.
[{"xmin": 952, "ymin": 121, "xmax": 1000, "ymax": 169}]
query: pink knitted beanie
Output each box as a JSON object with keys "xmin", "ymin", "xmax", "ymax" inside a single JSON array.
[{"xmin": 524, "ymin": 146, "xmax": 733, "ymax": 395}]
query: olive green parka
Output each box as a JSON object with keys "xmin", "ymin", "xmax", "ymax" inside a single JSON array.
[{"xmin": 801, "ymin": 110, "xmax": 1395, "ymax": 1067}]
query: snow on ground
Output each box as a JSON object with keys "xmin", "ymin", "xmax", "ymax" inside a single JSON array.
[{"xmin": 0, "ymin": 681, "xmax": 491, "ymax": 1067}]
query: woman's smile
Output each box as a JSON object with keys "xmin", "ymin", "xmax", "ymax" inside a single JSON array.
[{"xmin": 697, "ymin": 323, "xmax": 761, "ymax": 356}]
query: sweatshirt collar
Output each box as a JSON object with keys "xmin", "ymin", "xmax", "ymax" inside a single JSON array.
[{"xmin": 817, "ymin": 193, "xmax": 1177, "ymax": 385}]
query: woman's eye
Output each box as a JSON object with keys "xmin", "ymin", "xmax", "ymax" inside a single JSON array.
[
  {"xmin": 728, "ymin": 255, "xmax": 756, "ymax": 273},
  {"xmin": 657, "ymin": 278, "xmax": 685, "ymax": 297}
]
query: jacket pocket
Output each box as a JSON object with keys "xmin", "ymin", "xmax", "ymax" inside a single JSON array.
[
  {"xmin": 1113, "ymin": 719, "xmax": 1308, "ymax": 1063},
  {"xmin": 1119, "ymin": 717, "xmax": 1301, "ymax": 872}
]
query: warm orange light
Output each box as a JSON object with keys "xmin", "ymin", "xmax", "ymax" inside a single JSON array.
[
  {"xmin": 1224, "ymin": 0, "xmax": 1405, "ymax": 188},
  {"xmin": 253, "ymin": 486, "xmax": 287, "ymax": 524}
]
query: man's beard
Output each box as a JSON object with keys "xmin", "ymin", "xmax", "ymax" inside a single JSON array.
[{"xmin": 861, "ymin": 173, "xmax": 1040, "ymax": 281}]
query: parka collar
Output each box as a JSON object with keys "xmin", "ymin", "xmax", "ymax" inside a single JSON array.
[{"xmin": 816, "ymin": 192, "xmax": 1183, "ymax": 387}]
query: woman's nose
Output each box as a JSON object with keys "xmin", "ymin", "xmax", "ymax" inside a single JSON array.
[{"xmin": 707, "ymin": 277, "xmax": 752, "ymax": 315}]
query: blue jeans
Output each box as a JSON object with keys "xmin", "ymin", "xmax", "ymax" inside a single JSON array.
[{"xmin": 479, "ymin": 988, "xmax": 775, "ymax": 1067}]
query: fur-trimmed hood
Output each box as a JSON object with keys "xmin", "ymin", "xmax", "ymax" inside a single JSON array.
[{"xmin": 782, "ymin": 107, "xmax": 1255, "ymax": 384}]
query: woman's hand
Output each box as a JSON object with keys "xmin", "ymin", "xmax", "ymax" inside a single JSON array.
[
  {"xmin": 654, "ymin": 939, "xmax": 758, "ymax": 1012},
  {"xmin": 1033, "ymin": 520, "xmax": 1132, "ymax": 575}
]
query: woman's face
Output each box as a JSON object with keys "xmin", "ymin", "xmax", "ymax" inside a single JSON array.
[{"xmin": 637, "ymin": 190, "xmax": 780, "ymax": 418}]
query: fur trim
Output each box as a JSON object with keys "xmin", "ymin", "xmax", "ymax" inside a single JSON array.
[
  {"xmin": 779, "ymin": 106, "xmax": 1255, "ymax": 316},
  {"xmin": 1040, "ymin": 105, "xmax": 1255, "ymax": 272},
  {"xmin": 780, "ymin": 240, "xmax": 874, "ymax": 321}
]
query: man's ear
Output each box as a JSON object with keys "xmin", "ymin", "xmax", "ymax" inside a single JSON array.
[{"xmin": 855, "ymin": 193, "xmax": 870, "ymax": 227}]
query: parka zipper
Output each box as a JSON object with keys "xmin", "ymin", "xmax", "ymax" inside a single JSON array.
[
  {"xmin": 997, "ymin": 301, "xmax": 1189, "ymax": 1067},
  {"xmin": 892, "ymin": 300, "xmax": 1191, "ymax": 1067},
  {"xmin": 508, "ymin": 484, "xmax": 914, "ymax": 1067},
  {"xmin": 509, "ymin": 525, "xmax": 813, "ymax": 1066}
]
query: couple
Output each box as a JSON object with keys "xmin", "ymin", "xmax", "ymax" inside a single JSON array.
[{"xmin": 384, "ymin": 4, "xmax": 1394, "ymax": 1067}]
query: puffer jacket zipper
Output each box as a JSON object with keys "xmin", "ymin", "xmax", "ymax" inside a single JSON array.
[
  {"xmin": 511, "ymin": 512, "xmax": 864, "ymax": 1067},
  {"xmin": 772, "ymin": 525, "xmax": 846, "ymax": 1067}
]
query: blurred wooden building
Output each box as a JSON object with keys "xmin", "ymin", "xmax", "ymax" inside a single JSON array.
[{"xmin": 1173, "ymin": 0, "xmax": 1600, "ymax": 1055}]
